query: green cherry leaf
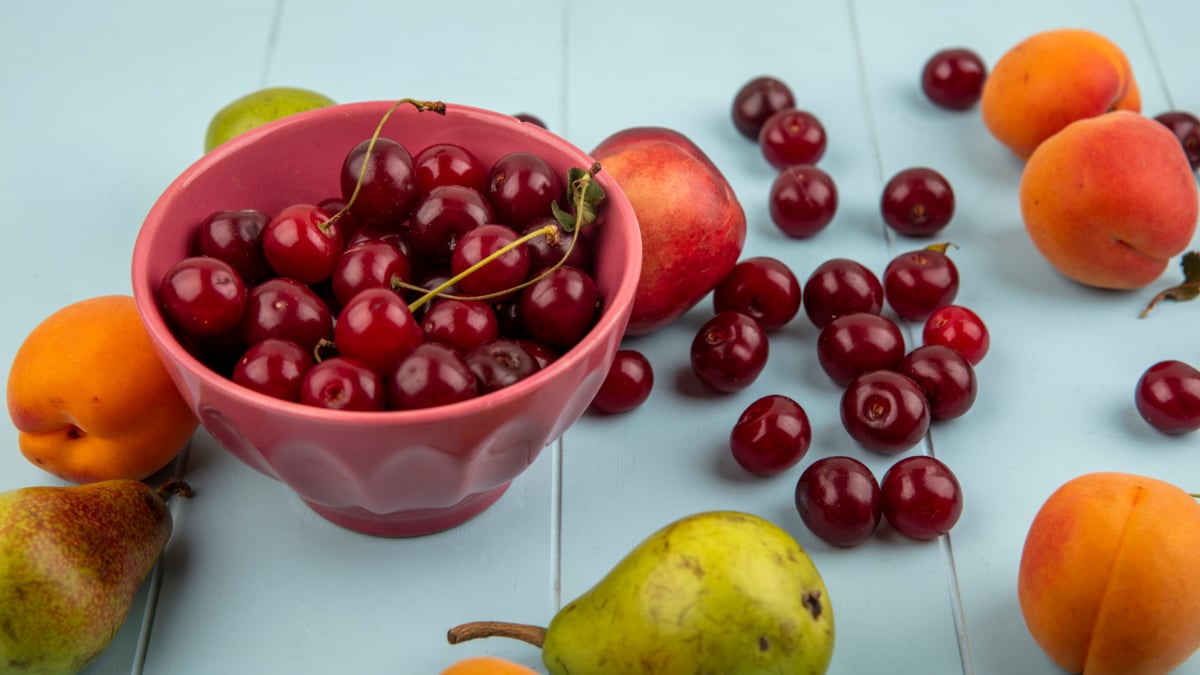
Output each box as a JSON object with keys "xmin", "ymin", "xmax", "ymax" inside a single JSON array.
[
  {"xmin": 1140, "ymin": 250, "xmax": 1200, "ymax": 318},
  {"xmin": 552, "ymin": 163, "xmax": 605, "ymax": 232}
]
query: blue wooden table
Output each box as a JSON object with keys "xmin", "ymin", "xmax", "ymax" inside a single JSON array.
[{"xmin": 2, "ymin": 1, "xmax": 1198, "ymax": 673}]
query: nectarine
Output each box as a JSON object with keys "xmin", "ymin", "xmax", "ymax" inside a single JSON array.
[
  {"xmin": 982, "ymin": 28, "xmax": 1140, "ymax": 159},
  {"xmin": 1019, "ymin": 110, "xmax": 1199, "ymax": 290},
  {"xmin": 1019, "ymin": 472, "xmax": 1200, "ymax": 675},
  {"xmin": 6, "ymin": 295, "xmax": 198, "ymax": 483},
  {"xmin": 591, "ymin": 127, "xmax": 746, "ymax": 336}
]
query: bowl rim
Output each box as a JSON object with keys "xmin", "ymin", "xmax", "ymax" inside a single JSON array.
[{"xmin": 132, "ymin": 99, "xmax": 642, "ymax": 427}]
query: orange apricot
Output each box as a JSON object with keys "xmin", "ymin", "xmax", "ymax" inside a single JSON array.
[
  {"xmin": 982, "ymin": 28, "xmax": 1140, "ymax": 159},
  {"xmin": 1018, "ymin": 472, "xmax": 1200, "ymax": 675},
  {"xmin": 6, "ymin": 295, "xmax": 198, "ymax": 483},
  {"xmin": 440, "ymin": 655, "xmax": 539, "ymax": 674},
  {"xmin": 1018, "ymin": 110, "xmax": 1199, "ymax": 290}
]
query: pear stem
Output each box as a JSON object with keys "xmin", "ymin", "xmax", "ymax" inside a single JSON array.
[
  {"xmin": 446, "ymin": 621, "xmax": 547, "ymax": 648},
  {"xmin": 155, "ymin": 479, "xmax": 194, "ymax": 502}
]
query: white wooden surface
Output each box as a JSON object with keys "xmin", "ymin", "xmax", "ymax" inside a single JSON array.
[{"xmin": 1, "ymin": 1, "xmax": 1198, "ymax": 673}]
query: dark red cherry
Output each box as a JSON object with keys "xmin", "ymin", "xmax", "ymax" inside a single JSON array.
[
  {"xmin": 769, "ymin": 165, "xmax": 838, "ymax": 239},
  {"xmin": 333, "ymin": 288, "xmax": 423, "ymax": 374},
  {"xmin": 195, "ymin": 209, "xmax": 273, "ymax": 284},
  {"xmin": 590, "ymin": 349, "xmax": 655, "ymax": 414},
  {"xmin": 486, "ymin": 152, "xmax": 563, "ymax": 228},
  {"xmin": 840, "ymin": 370, "xmax": 931, "ymax": 454},
  {"xmin": 518, "ymin": 266, "xmax": 598, "ymax": 350},
  {"xmin": 412, "ymin": 142, "xmax": 488, "ymax": 194},
  {"xmin": 881, "ymin": 167, "xmax": 955, "ymax": 238},
  {"xmin": 261, "ymin": 203, "xmax": 344, "ymax": 285},
  {"xmin": 465, "ymin": 339, "xmax": 542, "ymax": 394},
  {"xmin": 795, "ymin": 456, "xmax": 882, "ymax": 547},
  {"xmin": 921, "ymin": 48, "xmax": 987, "ymax": 110},
  {"xmin": 898, "ymin": 344, "xmax": 978, "ymax": 421},
  {"xmin": 1135, "ymin": 359, "xmax": 1200, "ymax": 435},
  {"xmin": 712, "ymin": 257, "xmax": 802, "ymax": 331},
  {"xmin": 732, "ymin": 76, "xmax": 796, "ymax": 140},
  {"xmin": 689, "ymin": 311, "xmax": 769, "ymax": 393},
  {"xmin": 408, "ymin": 185, "xmax": 495, "ymax": 262},
  {"xmin": 340, "ymin": 137, "xmax": 418, "ymax": 227},
  {"xmin": 232, "ymin": 338, "xmax": 314, "ymax": 402},
  {"xmin": 389, "ymin": 343, "xmax": 479, "ymax": 410},
  {"xmin": 803, "ymin": 258, "xmax": 884, "ymax": 329},
  {"xmin": 159, "ymin": 256, "xmax": 246, "ymax": 338},
  {"xmin": 240, "ymin": 277, "xmax": 334, "ymax": 351},
  {"xmin": 882, "ymin": 245, "xmax": 960, "ymax": 321},
  {"xmin": 299, "ymin": 356, "xmax": 386, "ymax": 412},
  {"xmin": 729, "ymin": 394, "xmax": 812, "ymax": 476},
  {"xmin": 817, "ymin": 313, "xmax": 906, "ymax": 387},
  {"xmin": 880, "ymin": 455, "xmax": 963, "ymax": 540}
]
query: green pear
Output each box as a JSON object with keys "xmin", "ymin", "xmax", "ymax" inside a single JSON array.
[
  {"xmin": 448, "ymin": 510, "xmax": 835, "ymax": 674},
  {"xmin": 204, "ymin": 86, "xmax": 335, "ymax": 153},
  {"xmin": 0, "ymin": 479, "xmax": 191, "ymax": 675}
]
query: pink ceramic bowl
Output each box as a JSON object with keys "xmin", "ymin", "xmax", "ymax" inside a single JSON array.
[{"xmin": 131, "ymin": 101, "xmax": 640, "ymax": 537}]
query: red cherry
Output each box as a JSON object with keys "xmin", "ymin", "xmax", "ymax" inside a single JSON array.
[
  {"xmin": 881, "ymin": 167, "xmax": 955, "ymax": 238},
  {"xmin": 898, "ymin": 345, "xmax": 978, "ymax": 421},
  {"xmin": 769, "ymin": 165, "xmax": 838, "ymax": 239},
  {"xmin": 729, "ymin": 395, "xmax": 812, "ymax": 476},
  {"xmin": 732, "ymin": 76, "xmax": 796, "ymax": 140},
  {"xmin": 262, "ymin": 203, "xmax": 344, "ymax": 285},
  {"xmin": 840, "ymin": 370, "xmax": 931, "ymax": 454},
  {"xmin": 333, "ymin": 288, "xmax": 424, "ymax": 375},
  {"xmin": 882, "ymin": 246, "xmax": 960, "ymax": 321},
  {"xmin": 689, "ymin": 312, "xmax": 769, "ymax": 393},
  {"xmin": 880, "ymin": 455, "xmax": 963, "ymax": 540},
  {"xmin": 921, "ymin": 48, "xmax": 987, "ymax": 110},
  {"xmin": 758, "ymin": 109, "xmax": 827, "ymax": 169},
  {"xmin": 795, "ymin": 456, "xmax": 882, "ymax": 547},
  {"xmin": 299, "ymin": 356, "xmax": 386, "ymax": 411},
  {"xmin": 232, "ymin": 339, "xmax": 314, "ymax": 402},
  {"xmin": 923, "ymin": 304, "xmax": 989, "ymax": 365},
  {"xmin": 1135, "ymin": 359, "xmax": 1200, "ymax": 435},
  {"xmin": 590, "ymin": 349, "xmax": 655, "ymax": 414},
  {"xmin": 712, "ymin": 257, "xmax": 802, "ymax": 331}
]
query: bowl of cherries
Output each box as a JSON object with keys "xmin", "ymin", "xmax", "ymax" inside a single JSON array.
[{"xmin": 131, "ymin": 99, "xmax": 641, "ymax": 537}]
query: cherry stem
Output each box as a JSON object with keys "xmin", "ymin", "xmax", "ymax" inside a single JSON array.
[
  {"xmin": 406, "ymin": 224, "xmax": 560, "ymax": 312},
  {"xmin": 401, "ymin": 163, "xmax": 599, "ymax": 310},
  {"xmin": 322, "ymin": 97, "xmax": 447, "ymax": 233},
  {"xmin": 446, "ymin": 621, "xmax": 547, "ymax": 648},
  {"xmin": 155, "ymin": 478, "xmax": 194, "ymax": 502}
]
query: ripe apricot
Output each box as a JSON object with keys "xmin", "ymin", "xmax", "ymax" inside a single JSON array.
[
  {"xmin": 6, "ymin": 295, "xmax": 198, "ymax": 483},
  {"xmin": 1018, "ymin": 472, "xmax": 1200, "ymax": 675},
  {"xmin": 1018, "ymin": 110, "xmax": 1199, "ymax": 290},
  {"xmin": 440, "ymin": 655, "xmax": 538, "ymax": 674},
  {"xmin": 982, "ymin": 28, "xmax": 1140, "ymax": 159}
]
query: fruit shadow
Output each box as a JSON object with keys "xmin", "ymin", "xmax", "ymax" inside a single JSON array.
[
  {"xmin": 1117, "ymin": 398, "xmax": 1199, "ymax": 447},
  {"xmin": 975, "ymin": 226, "xmax": 1074, "ymax": 298}
]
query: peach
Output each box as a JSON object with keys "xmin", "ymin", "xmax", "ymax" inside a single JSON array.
[
  {"xmin": 6, "ymin": 295, "xmax": 198, "ymax": 483},
  {"xmin": 982, "ymin": 28, "xmax": 1140, "ymax": 159},
  {"xmin": 1018, "ymin": 472, "xmax": 1200, "ymax": 675},
  {"xmin": 1018, "ymin": 110, "xmax": 1199, "ymax": 290},
  {"xmin": 591, "ymin": 127, "xmax": 746, "ymax": 336}
]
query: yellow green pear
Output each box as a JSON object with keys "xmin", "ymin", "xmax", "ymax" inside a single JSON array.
[
  {"xmin": 448, "ymin": 510, "xmax": 835, "ymax": 674},
  {"xmin": 204, "ymin": 86, "xmax": 335, "ymax": 152},
  {"xmin": 0, "ymin": 479, "xmax": 191, "ymax": 675}
]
